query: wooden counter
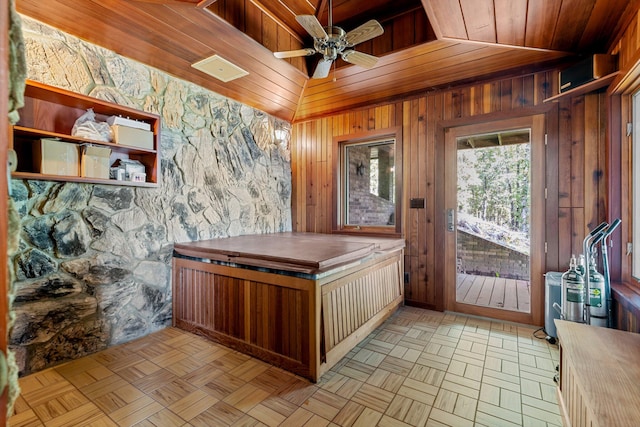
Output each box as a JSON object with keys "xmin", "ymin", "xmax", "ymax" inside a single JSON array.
[
  {"xmin": 172, "ymin": 232, "xmax": 405, "ymax": 381},
  {"xmin": 555, "ymin": 320, "xmax": 640, "ymax": 427}
]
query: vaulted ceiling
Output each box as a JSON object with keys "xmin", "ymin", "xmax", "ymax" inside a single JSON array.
[{"xmin": 16, "ymin": 0, "xmax": 635, "ymax": 122}]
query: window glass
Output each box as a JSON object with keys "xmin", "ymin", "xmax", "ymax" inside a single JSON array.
[{"xmin": 343, "ymin": 139, "xmax": 396, "ymax": 227}]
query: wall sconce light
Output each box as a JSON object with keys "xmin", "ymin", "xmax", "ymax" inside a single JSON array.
[
  {"xmin": 356, "ymin": 161, "xmax": 365, "ymax": 176},
  {"xmin": 275, "ymin": 129, "xmax": 288, "ymax": 144},
  {"xmin": 273, "ymin": 121, "xmax": 291, "ymax": 150}
]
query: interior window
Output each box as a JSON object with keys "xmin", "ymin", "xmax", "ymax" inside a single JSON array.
[{"xmin": 341, "ymin": 138, "xmax": 396, "ymax": 229}]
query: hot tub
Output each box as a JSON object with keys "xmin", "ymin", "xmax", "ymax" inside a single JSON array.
[{"xmin": 172, "ymin": 232, "xmax": 405, "ymax": 381}]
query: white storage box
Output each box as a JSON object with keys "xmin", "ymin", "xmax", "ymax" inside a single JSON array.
[{"xmin": 107, "ymin": 115, "xmax": 151, "ymax": 131}]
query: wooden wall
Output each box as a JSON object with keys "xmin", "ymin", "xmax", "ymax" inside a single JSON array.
[
  {"xmin": 612, "ymin": 283, "xmax": 640, "ymax": 333},
  {"xmin": 607, "ymin": 1, "xmax": 640, "ymax": 331},
  {"xmin": 291, "ymin": 70, "xmax": 608, "ymax": 312}
]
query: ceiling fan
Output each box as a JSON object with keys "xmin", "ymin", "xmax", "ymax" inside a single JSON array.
[{"xmin": 273, "ymin": 0, "xmax": 384, "ymax": 79}]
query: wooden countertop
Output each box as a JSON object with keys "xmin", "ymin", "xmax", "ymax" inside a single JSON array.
[
  {"xmin": 555, "ymin": 320, "xmax": 640, "ymax": 426},
  {"xmin": 173, "ymin": 232, "xmax": 405, "ymax": 274}
]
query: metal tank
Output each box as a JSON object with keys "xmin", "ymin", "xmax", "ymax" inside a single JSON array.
[
  {"xmin": 560, "ymin": 256, "xmax": 585, "ymax": 323},
  {"xmin": 587, "ymin": 256, "xmax": 607, "ymax": 327}
]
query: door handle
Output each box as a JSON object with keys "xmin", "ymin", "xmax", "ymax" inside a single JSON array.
[{"xmin": 446, "ymin": 209, "xmax": 455, "ymax": 232}]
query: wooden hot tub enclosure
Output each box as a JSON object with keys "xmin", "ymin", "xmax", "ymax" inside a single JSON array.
[{"xmin": 172, "ymin": 232, "xmax": 405, "ymax": 381}]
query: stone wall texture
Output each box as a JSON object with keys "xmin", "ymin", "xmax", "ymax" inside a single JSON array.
[
  {"xmin": 10, "ymin": 17, "xmax": 292, "ymax": 375},
  {"xmin": 457, "ymin": 231, "xmax": 529, "ymax": 280}
]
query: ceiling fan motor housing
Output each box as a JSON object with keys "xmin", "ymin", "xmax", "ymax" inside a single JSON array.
[{"xmin": 315, "ymin": 26, "xmax": 347, "ymax": 60}]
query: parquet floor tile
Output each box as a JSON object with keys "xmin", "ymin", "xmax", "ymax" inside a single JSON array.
[
  {"xmin": 246, "ymin": 403, "xmax": 287, "ymax": 427},
  {"xmin": 10, "ymin": 307, "xmax": 563, "ymax": 427}
]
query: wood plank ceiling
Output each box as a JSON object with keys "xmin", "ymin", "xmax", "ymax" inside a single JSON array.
[{"xmin": 16, "ymin": 0, "xmax": 634, "ymax": 122}]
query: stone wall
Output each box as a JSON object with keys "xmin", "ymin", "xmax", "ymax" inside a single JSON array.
[
  {"xmin": 10, "ymin": 17, "xmax": 292, "ymax": 375},
  {"xmin": 457, "ymin": 230, "xmax": 529, "ymax": 280}
]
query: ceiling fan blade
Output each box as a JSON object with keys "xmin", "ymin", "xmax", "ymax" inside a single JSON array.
[
  {"xmin": 345, "ymin": 20, "xmax": 384, "ymax": 46},
  {"xmin": 312, "ymin": 58, "xmax": 333, "ymax": 79},
  {"xmin": 274, "ymin": 48, "xmax": 316, "ymax": 59},
  {"xmin": 296, "ymin": 15, "xmax": 329, "ymax": 40},
  {"xmin": 341, "ymin": 50, "xmax": 379, "ymax": 69}
]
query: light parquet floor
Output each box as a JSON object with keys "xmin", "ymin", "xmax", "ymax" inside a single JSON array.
[
  {"xmin": 10, "ymin": 306, "xmax": 561, "ymax": 427},
  {"xmin": 457, "ymin": 273, "xmax": 531, "ymax": 313}
]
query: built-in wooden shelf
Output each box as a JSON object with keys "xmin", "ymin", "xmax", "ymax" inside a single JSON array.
[
  {"xmin": 11, "ymin": 171, "xmax": 158, "ymax": 188},
  {"xmin": 13, "ymin": 126, "xmax": 157, "ymax": 154},
  {"xmin": 12, "ymin": 80, "xmax": 161, "ymax": 187},
  {"xmin": 543, "ymin": 71, "xmax": 620, "ymax": 102}
]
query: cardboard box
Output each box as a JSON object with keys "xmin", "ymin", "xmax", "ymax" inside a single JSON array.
[
  {"xmin": 32, "ymin": 139, "xmax": 79, "ymax": 176},
  {"xmin": 111, "ymin": 125, "xmax": 154, "ymax": 150},
  {"xmin": 81, "ymin": 145, "xmax": 111, "ymax": 179}
]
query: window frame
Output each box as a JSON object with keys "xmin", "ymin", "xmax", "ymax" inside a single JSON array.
[
  {"xmin": 633, "ymin": 91, "xmax": 640, "ymax": 281},
  {"xmin": 615, "ymin": 83, "xmax": 639, "ymax": 287},
  {"xmin": 332, "ymin": 127, "xmax": 402, "ymax": 236}
]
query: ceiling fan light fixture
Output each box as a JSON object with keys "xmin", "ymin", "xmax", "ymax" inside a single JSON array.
[
  {"xmin": 322, "ymin": 47, "xmax": 339, "ymax": 61},
  {"xmin": 191, "ymin": 54, "xmax": 249, "ymax": 82}
]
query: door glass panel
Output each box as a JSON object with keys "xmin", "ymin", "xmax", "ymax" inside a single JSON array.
[{"xmin": 455, "ymin": 129, "xmax": 531, "ymax": 313}]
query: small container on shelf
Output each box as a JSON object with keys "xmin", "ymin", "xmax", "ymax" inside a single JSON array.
[
  {"xmin": 111, "ymin": 158, "xmax": 146, "ymax": 181},
  {"xmin": 129, "ymin": 172, "xmax": 146, "ymax": 183},
  {"xmin": 110, "ymin": 167, "xmax": 126, "ymax": 181}
]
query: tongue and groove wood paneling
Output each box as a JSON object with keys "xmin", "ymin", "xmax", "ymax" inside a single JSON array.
[
  {"xmin": 424, "ymin": 0, "xmax": 631, "ymax": 53},
  {"xmin": 16, "ymin": 0, "xmax": 307, "ymax": 121},
  {"xmin": 16, "ymin": 0, "xmax": 584, "ymax": 122},
  {"xmin": 292, "ymin": 70, "xmax": 608, "ymax": 312}
]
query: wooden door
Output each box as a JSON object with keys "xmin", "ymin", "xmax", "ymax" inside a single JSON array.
[
  {"xmin": 441, "ymin": 115, "xmax": 546, "ymax": 325},
  {"xmin": 1, "ymin": 0, "xmax": 10, "ymax": 421}
]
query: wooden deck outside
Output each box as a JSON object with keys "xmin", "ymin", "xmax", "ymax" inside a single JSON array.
[{"xmin": 457, "ymin": 273, "xmax": 530, "ymax": 313}]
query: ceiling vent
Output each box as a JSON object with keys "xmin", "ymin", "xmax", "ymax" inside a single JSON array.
[{"xmin": 191, "ymin": 54, "xmax": 249, "ymax": 82}]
